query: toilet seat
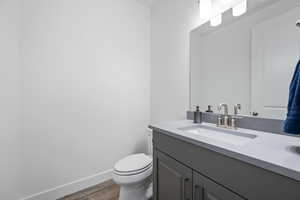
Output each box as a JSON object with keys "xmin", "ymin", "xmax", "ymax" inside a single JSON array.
[
  {"xmin": 113, "ymin": 164, "xmax": 152, "ymax": 186},
  {"xmin": 114, "ymin": 163, "xmax": 152, "ymax": 176},
  {"xmin": 114, "ymin": 154, "xmax": 152, "ymax": 176}
]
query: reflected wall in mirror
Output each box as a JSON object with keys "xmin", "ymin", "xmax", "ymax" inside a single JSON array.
[{"xmin": 190, "ymin": 0, "xmax": 300, "ymax": 120}]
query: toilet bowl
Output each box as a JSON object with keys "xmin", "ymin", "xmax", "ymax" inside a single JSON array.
[{"xmin": 112, "ymin": 153, "xmax": 153, "ymax": 200}]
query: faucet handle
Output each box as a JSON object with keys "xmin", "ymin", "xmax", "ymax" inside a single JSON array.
[
  {"xmin": 218, "ymin": 103, "xmax": 229, "ymax": 115},
  {"xmin": 234, "ymin": 104, "xmax": 241, "ymax": 115}
]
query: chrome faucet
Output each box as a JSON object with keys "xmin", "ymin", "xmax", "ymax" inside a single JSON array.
[
  {"xmin": 218, "ymin": 103, "xmax": 229, "ymax": 115},
  {"xmin": 217, "ymin": 103, "xmax": 242, "ymax": 129},
  {"xmin": 217, "ymin": 103, "xmax": 230, "ymax": 128}
]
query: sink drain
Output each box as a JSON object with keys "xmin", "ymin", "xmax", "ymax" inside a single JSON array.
[{"xmin": 288, "ymin": 146, "xmax": 300, "ymax": 155}]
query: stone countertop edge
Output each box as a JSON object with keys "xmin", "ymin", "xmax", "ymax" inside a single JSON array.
[{"xmin": 149, "ymin": 121, "xmax": 300, "ymax": 182}]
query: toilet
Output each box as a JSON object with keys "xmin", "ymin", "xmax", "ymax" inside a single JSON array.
[{"xmin": 112, "ymin": 153, "xmax": 153, "ymax": 200}]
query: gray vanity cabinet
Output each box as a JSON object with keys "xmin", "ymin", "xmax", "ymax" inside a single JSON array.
[
  {"xmin": 153, "ymin": 148, "xmax": 244, "ymax": 200},
  {"xmin": 153, "ymin": 150, "xmax": 193, "ymax": 200},
  {"xmin": 152, "ymin": 130, "xmax": 300, "ymax": 200},
  {"xmin": 193, "ymin": 172, "xmax": 244, "ymax": 200}
]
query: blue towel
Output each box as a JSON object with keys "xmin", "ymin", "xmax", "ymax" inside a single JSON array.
[{"xmin": 284, "ymin": 60, "xmax": 300, "ymax": 134}]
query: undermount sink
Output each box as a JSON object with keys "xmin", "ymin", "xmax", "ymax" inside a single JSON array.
[{"xmin": 178, "ymin": 125, "xmax": 258, "ymax": 146}]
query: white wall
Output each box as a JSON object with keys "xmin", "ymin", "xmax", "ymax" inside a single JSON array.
[
  {"xmin": 150, "ymin": 0, "xmax": 200, "ymax": 123},
  {"xmin": 1, "ymin": 0, "xmax": 205, "ymax": 198},
  {"xmin": 21, "ymin": 0, "xmax": 150, "ymax": 198},
  {"xmin": 0, "ymin": 0, "xmax": 22, "ymax": 199}
]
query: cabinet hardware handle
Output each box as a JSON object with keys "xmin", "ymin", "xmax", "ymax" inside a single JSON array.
[
  {"xmin": 194, "ymin": 185, "xmax": 201, "ymax": 200},
  {"xmin": 182, "ymin": 178, "xmax": 190, "ymax": 200}
]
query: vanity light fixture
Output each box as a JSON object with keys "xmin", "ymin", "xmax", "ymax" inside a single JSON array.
[
  {"xmin": 210, "ymin": 13, "xmax": 222, "ymax": 27},
  {"xmin": 199, "ymin": 0, "xmax": 212, "ymax": 20},
  {"xmin": 232, "ymin": 0, "xmax": 247, "ymax": 17},
  {"xmin": 198, "ymin": 0, "xmax": 247, "ymax": 27}
]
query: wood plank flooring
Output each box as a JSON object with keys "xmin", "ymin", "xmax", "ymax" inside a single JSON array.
[{"xmin": 58, "ymin": 180, "xmax": 120, "ymax": 200}]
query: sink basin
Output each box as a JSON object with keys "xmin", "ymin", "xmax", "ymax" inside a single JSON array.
[{"xmin": 178, "ymin": 125, "xmax": 258, "ymax": 146}]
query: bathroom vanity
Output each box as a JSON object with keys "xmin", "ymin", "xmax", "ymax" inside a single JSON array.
[
  {"xmin": 151, "ymin": 0, "xmax": 300, "ymax": 199},
  {"xmin": 150, "ymin": 121, "xmax": 300, "ymax": 200}
]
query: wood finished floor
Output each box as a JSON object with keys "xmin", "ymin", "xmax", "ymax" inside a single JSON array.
[{"xmin": 58, "ymin": 180, "xmax": 120, "ymax": 200}]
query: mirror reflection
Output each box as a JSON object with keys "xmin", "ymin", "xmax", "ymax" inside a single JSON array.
[{"xmin": 190, "ymin": 0, "xmax": 300, "ymax": 120}]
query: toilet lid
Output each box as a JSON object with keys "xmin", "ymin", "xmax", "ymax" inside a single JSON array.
[{"xmin": 114, "ymin": 154, "xmax": 152, "ymax": 173}]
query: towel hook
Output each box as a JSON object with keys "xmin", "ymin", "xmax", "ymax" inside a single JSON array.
[{"xmin": 297, "ymin": 20, "xmax": 300, "ymax": 28}]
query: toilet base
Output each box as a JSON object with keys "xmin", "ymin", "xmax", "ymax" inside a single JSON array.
[{"xmin": 119, "ymin": 183, "xmax": 147, "ymax": 200}]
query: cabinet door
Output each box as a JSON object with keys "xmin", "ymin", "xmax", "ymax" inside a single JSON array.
[
  {"xmin": 153, "ymin": 150, "xmax": 193, "ymax": 200},
  {"xmin": 193, "ymin": 172, "xmax": 245, "ymax": 200}
]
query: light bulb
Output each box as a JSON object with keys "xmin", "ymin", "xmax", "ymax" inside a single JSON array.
[
  {"xmin": 199, "ymin": 0, "xmax": 212, "ymax": 20},
  {"xmin": 210, "ymin": 13, "xmax": 222, "ymax": 27},
  {"xmin": 232, "ymin": 0, "xmax": 247, "ymax": 17}
]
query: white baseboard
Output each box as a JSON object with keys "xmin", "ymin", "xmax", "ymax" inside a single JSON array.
[{"xmin": 20, "ymin": 169, "xmax": 113, "ymax": 200}]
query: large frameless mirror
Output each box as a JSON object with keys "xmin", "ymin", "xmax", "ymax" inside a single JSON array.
[{"xmin": 190, "ymin": 0, "xmax": 300, "ymax": 120}]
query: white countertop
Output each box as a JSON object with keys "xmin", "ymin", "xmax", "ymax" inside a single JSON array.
[{"xmin": 150, "ymin": 120, "xmax": 300, "ymax": 182}]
